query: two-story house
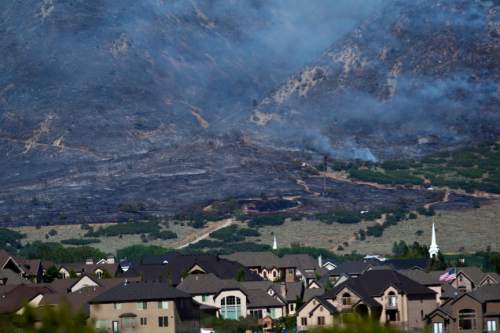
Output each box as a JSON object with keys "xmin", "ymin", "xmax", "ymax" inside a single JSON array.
[
  {"xmin": 89, "ymin": 281, "xmax": 200, "ymax": 333},
  {"xmin": 296, "ymin": 270, "xmax": 437, "ymax": 332},
  {"xmin": 176, "ymin": 273, "xmax": 287, "ymax": 320},
  {"xmin": 428, "ymin": 284, "xmax": 500, "ymax": 333}
]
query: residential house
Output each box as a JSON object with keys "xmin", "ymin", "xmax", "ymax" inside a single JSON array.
[
  {"xmin": 450, "ymin": 267, "xmax": 499, "ymax": 293},
  {"xmin": 296, "ymin": 296, "xmax": 337, "ymax": 332},
  {"xmin": 240, "ymin": 280, "xmax": 303, "ymax": 315},
  {"xmin": 0, "ymin": 284, "xmax": 53, "ymax": 314},
  {"xmin": 428, "ymin": 284, "xmax": 500, "ymax": 333},
  {"xmin": 176, "ymin": 273, "xmax": 287, "ymax": 320},
  {"xmin": 0, "ymin": 249, "xmax": 45, "ymax": 282},
  {"xmin": 221, "ymin": 252, "xmax": 319, "ymax": 284},
  {"xmin": 120, "ymin": 253, "xmax": 261, "ymax": 285},
  {"xmin": 296, "ymin": 270, "xmax": 438, "ymax": 332},
  {"xmin": 320, "ymin": 261, "xmax": 372, "ymax": 285},
  {"xmin": 89, "ymin": 281, "xmax": 200, "ymax": 333},
  {"xmin": 58, "ymin": 259, "xmax": 121, "ymax": 279}
]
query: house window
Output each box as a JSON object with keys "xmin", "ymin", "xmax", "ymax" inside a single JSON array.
[
  {"xmin": 487, "ymin": 320, "xmax": 497, "ymax": 332},
  {"xmin": 388, "ymin": 292, "xmax": 397, "ymax": 308},
  {"xmin": 317, "ymin": 317, "xmax": 325, "ymax": 326},
  {"xmin": 269, "ymin": 308, "xmax": 278, "ymax": 319},
  {"xmin": 301, "ymin": 317, "xmax": 307, "ymax": 326},
  {"xmin": 158, "ymin": 301, "xmax": 169, "ymax": 309},
  {"xmin": 273, "ymin": 270, "xmax": 277, "ymax": 278},
  {"xmin": 136, "ymin": 301, "xmax": 147, "ymax": 310},
  {"xmin": 220, "ymin": 296, "xmax": 242, "ymax": 320},
  {"xmin": 250, "ymin": 310, "xmax": 263, "ymax": 319},
  {"xmin": 341, "ymin": 292, "xmax": 352, "ymax": 306},
  {"xmin": 112, "ymin": 321, "xmax": 120, "ymax": 333},
  {"xmin": 158, "ymin": 316, "xmax": 168, "ymax": 327},
  {"xmin": 95, "ymin": 320, "xmax": 111, "ymax": 330},
  {"xmin": 140, "ymin": 317, "xmax": 147, "ymax": 326},
  {"xmin": 290, "ymin": 303, "xmax": 295, "ymax": 311},
  {"xmin": 458, "ymin": 309, "xmax": 477, "ymax": 330},
  {"xmin": 201, "ymin": 295, "xmax": 209, "ymax": 302},
  {"xmin": 113, "ymin": 303, "xmax": 122, "ymax": 310},
  {"xmin": 433, "ymin": 322, "xmax": 443, "ymax": 333}
]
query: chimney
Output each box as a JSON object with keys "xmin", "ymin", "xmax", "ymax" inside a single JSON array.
[{"xmin": 280, "ymin": 282, "xmax": 287, "ymax": 298}]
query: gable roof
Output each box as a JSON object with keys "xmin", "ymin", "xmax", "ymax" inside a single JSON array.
[
  {"xmin": 221, "ymin": 252, "xmax": 284, "ymax": 268},
  {"xmin": 177, "ymin": 273, "xmax": 242, "ymax": 295},
  {"xmin": 122, "ymin": 253, "xmax": 261, "ymax": 285},
  {"xmin": 384, "ymin": 258, "xmax": 430, "ymax": 270},
  {"xmin": 398, "ymin": 269, "xmax": 443, "ymax": 286},
  {"xmin": 246, "ymin": 289, "xmax": 284, "ymax": 308},
  {"xmin": 90, "ymin": 281, "xmax": 191, "ymax": 304},
  {"xmin": 327, "ymin": 261, "xmax": 371, "ymax": 276},
  {"xmin": 468, "ymin": 284, "xmax": 500, "ymax": 303},
  {"xmin": 0, "ymin": 284, "xmax": 53, "ymax": 314},
  {"xmin": 0, "ymin": 269, "xmax": 31, "ymax": 286},
  {"xmin": 325, "ymin": 270, "xmax": 435, "ymax": 308}
]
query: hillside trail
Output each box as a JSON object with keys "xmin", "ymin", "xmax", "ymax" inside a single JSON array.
[{"xmin": 175, "ymin": 218, "xmax": 236, "ymax": 249}]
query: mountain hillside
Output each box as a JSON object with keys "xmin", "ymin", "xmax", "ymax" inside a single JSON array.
[
  {"xmin": 252, "ymin": 0, "xmax": 499, "ymax": 160},
  {"xmin": 0, "ymin": 0, "xmax": 498, "ymax": 224}
]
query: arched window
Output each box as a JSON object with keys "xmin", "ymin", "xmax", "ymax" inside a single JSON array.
[
  {"xmin": 388, "ymin": 291, "xmax": 397, "ymax": 308},
  {"xmin": 458, "ymin": 309, "xmax": 477, "ymax": 330},
  {"xmin": 342, "ymin": 292, "xmax": 352, "ymax": 306},
  {"xmin": 220, "ymin": 296, "xmax": 242, "ymax": 320}
]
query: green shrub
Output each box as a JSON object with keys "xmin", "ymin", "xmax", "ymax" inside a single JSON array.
[
  {"xmin": 61, "ymin": 238, "xmax": 100, "ymax": 246},
  {"xmin": 248, "ymin": 216, "xmax": 286, "ymax": 228}
]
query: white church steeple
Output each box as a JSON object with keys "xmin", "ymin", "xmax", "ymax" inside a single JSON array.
[
  {"xmin": 272, "ymin": 235, "xmax": 278, "ymax": 250},
  {"xmin": 429, "ymin": 222, "xmax": 440, "ymax": 258}
]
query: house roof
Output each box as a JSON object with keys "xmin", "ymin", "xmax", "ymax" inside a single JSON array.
[
  {"xmin": 327, "ymin": 261, "xmax": 371, "ymax": 276},
  {"xmin": 0, "ymin": 284, "xmax": 53, "ymax": 314},
  {"xmin": 239, "ymin": 280, "xmax": 303, "ymax": 302},
  {"xmin": 90, "ymin": 281, "xmax": 191, "ymax": 304},
  {"xmin": 455, "ymin": 267, "xmax": 496, "ymax": 285},
  {"xmin": 59, "ymin": 262, "xmax": 120, "ymax": 275},
  {"xmin": 16, "ymin": 258, "xmax": 42, "ymax": 276},
  {"xmin": 246, "ymin": 289, "xmax": 284, "ymax": 308},
  {"xmin": 40, "ymin": 286, "xmax": 107, "ymax": 315},
  {"xmin": 177, "ymin": 274, "xmax": 242, "ymax": 295},
  {"xmin": 281, "ymin": 254, "xmax": 318, "ymax": 271},
  {"xmin": 221, "ymin": 252, "xmax": 284, "ymax": 268},
  {"xmin": 325, "ymin": 270, "xmax": 435, "ymax": 308},
  {"xmin": 468, "ymin": 284, "xmax": 500, "ymax": 303},
  {"xmin": 303, "ymin": 287, "xmax": 325, "ymax": 302},
  {"xmin": 121, "ymin": 253, "xmax": 261, "ymax": 285},
  {"xmin": 384, "ymin": 258, "xmax": 430, "ymax": 270},
  {"xmin": 398, "ymin": 269, "xmax": 443, "ymax": 286},
  {"xmin": 0, "ymin": 269, "xmax": 31, "ymax": 285}
]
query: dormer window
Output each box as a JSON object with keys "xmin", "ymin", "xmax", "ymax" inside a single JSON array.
[
  {"xmin": 341, "ymin": 293, "xmax": 352, "ymax": 306},
  {"xmin": 388, "ymin": 291, "xmax": 397, "ymax": 308}
]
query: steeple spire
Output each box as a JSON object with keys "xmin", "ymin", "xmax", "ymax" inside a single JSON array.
[
  {"xmin": 272, "ymin": 235, "xmax": 278, "ymax": 250},
  {"xmin": 429, "ymin": 222, "xmax": 440, "ymax": 258}
]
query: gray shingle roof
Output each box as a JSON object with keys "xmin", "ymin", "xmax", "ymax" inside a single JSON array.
[
  {"xmin": 90, "ymin": 281, "xmax": 191, "ymax": 303},
  {"xmin": 246, "ymin": 289, "xmax": 284, "ymax": 308},
  {"xmin": 177, "ymin": 274, "xmax": 241, "ymax": 295},
  {"xmin": 468, "ymin": 284, "xmax": 500, "ymax": 302}
]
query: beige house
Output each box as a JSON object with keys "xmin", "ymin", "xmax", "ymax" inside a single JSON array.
[
  {"xmin": 177, "ymin": 274, "xmax": 287, "ymax": 320},
  {"xmin": 428, "ymin": 284, "xmax": 500, "ymax": 333},
  {"xmin": 296, "ymin": 270, "xmax": 437, "ymax": 332},
  {"xmin": 89, "ymin": 281, "xmax": 200, "ymax": 333}
]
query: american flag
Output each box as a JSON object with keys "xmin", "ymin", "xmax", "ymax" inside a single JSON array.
[{"xmin": 439, "ymin": 268, "xmax": 457, "ymax": 283}]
